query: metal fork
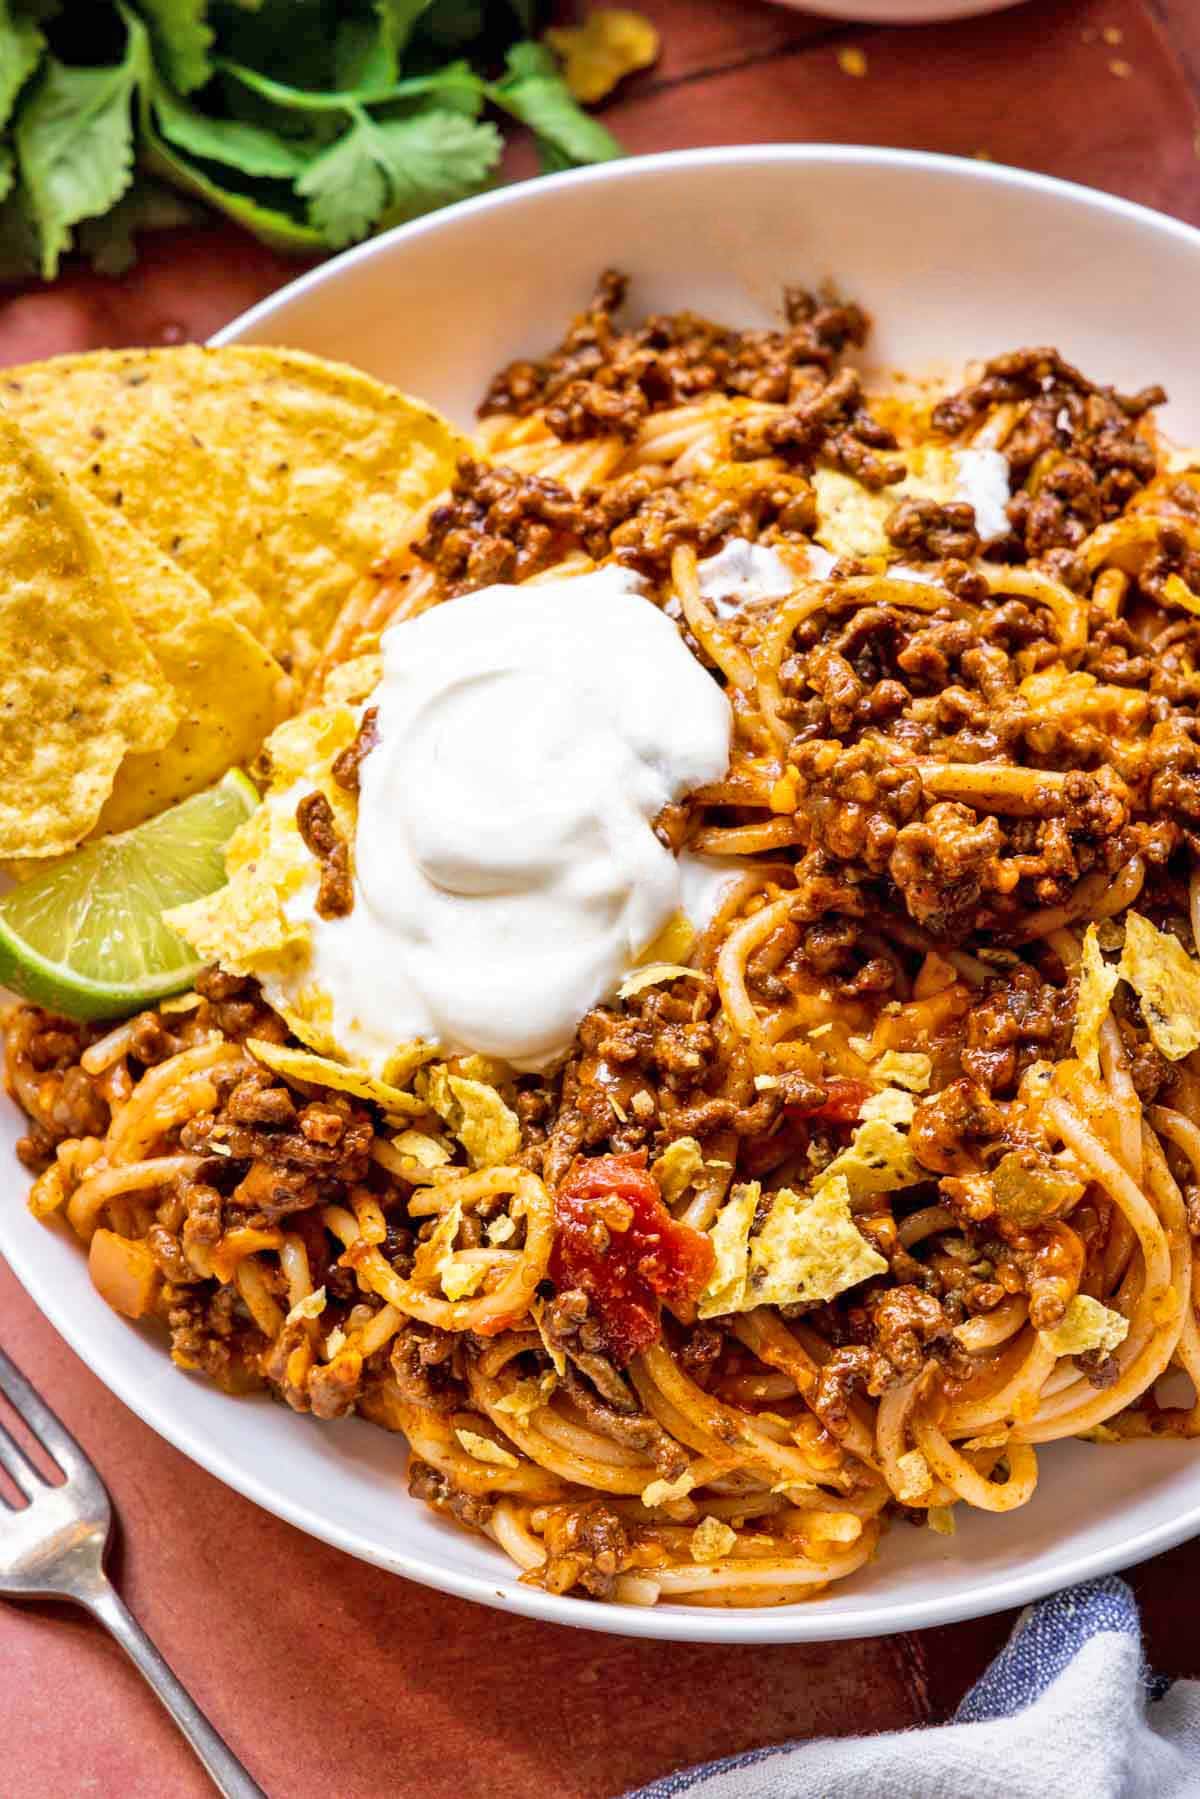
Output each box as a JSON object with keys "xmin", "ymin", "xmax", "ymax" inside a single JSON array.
[{"xmin": 0, "ymin": 1346, "xmax": 265, "ymax": 1798}]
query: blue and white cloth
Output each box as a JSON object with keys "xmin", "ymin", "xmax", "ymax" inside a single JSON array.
[{"xmin": 628, "ymin": 1578, "xmax": 1200, "ymax": 1798}]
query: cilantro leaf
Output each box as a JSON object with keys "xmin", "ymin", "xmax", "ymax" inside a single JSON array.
[
  {"xmin": 0, "ymin": 1, "xmax": 43, "ymax": 133},
  {"xmin": 294, "ymin": 111, "xmax": 387, "ymax": 246},
  {"xmin": 16, "ymin": 38, "xmax": 140, "ymax": 276},
  {"xmin": 371, "ymin": 107, "xmax": 501, "ymax": 226},
  {"xmin": 139, "ymin": 0, "xmax": 215, "ymax": 95},
  {"xmin": 297, "ymin": 102, "xmax": 499, "ymax": 247},
  {"xmin": 140, "ymin": 114, "xmax": 325, "ymax": 252},
  {"xmin": 217, "ymin": 54, "xmax": 481, "ymax": 113},
  {"xmin": 151, "ymin": 79, "xmax": 310, "ymax": 176},
  {"xmin": 336, "ymin": 1, "xmax": 434, "ymax": 92},
  {"xmin": 489, "ymin": 42, "xmax": 620, "ymax": 168}
]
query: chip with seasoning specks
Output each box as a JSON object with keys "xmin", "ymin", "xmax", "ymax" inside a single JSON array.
[{"xmin": 0, "ymin": 408, "xmax": 177, "ymax": 858}]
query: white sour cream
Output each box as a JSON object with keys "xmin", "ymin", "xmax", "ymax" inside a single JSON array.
[
  {"xmin": 953, "ymin": 447, "xmax": 1011, "ymax": 542},
  {"xmin": 296, "ymin": 567, "xmax": 732, "ymax": 1072},
  {"xmin": 696, "ymin": 537, "xmax": 834, "ymax": 618}
]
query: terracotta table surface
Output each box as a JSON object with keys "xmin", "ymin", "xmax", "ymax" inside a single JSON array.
[{"xmin": 4, "ymin": 2, "xmax": 1200, "ymax": 1794}]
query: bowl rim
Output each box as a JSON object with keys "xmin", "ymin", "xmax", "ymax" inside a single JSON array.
[
  {"xmin": 212, "ymin": 142, "xmax": 1200, "ymax": 356},
  {"xmin": 9, "ymin": 142, "xmax": 1200, "ymax": 1644}
]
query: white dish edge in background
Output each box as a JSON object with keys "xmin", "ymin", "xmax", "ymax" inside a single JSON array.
[
  {"xmin": 4, "ymin": 145, "xmax": 1200, "ymax": 1643},
  {"xmin": 769, "ymin": 0, "xmax": 1028, "ymax": 22}
]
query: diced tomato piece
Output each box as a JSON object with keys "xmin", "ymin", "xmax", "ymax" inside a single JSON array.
[
  {"xmin": 805, "ymin": 1077, "xmax": 871, "ymax": 1125},
  {"xmin": 550, "ymin": 1152, "xmax": 715, "ymax": 1364}
]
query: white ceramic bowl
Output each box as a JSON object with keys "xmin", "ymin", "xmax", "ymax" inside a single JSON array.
[{"xmin": 5, "ymin": 146, "xmax": 1200, "ymax": 1643}]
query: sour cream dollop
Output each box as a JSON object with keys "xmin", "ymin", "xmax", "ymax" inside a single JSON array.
[{"xmin": 301, "ymin": 567, "xmax": 732, "ymax": 1071}]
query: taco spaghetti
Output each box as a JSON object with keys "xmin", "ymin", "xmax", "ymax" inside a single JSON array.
[{"xmin": 8, "ymin": 274, "xmax": 1200, "ymax": 1607}]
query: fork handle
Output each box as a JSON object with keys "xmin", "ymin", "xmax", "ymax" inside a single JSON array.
[{"xmin": 83, "ymin": 1580, "xmax": 267, "ymax": 1799}]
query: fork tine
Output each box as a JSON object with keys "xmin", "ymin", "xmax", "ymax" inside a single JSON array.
[
  {"xmin": 0, "ymin": 1416, "xmax": 42, "ymax": 1502},
  {"xmin": 0, "ymin": 1348, "xmax": 89, "ymax": 1484}
]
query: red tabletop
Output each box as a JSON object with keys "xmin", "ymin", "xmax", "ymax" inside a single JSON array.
[{"xmin": 3, "ymin": 2, "xmax": 1200, "ymax": 1793}]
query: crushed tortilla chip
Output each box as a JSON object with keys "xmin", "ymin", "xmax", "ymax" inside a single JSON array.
[
  {"xmin": 493, "ymin": 1373, "xmax": 558, "ymax": 1425},
  {"xmin": 696, "ymin": 1181, "xmax": 758, "ymax": 1319},
  {"xmin": 1073, "ymin": 922, "xmax": 1119, "ymax": 1076},
  {"xmin": 894, "ymin": 1448, "xmax": 934, "ymax": 1504},
  {"xmin": 546, "ymin": 8, "xmax": 659, "ymax": 104},
  {"xmin": 618, "ymin": 961, "xmax": 702, "ymax": 1000},
  {"xmin": 1040, "ymin": 1293, "xmax": 1129, "ymax": 1358},
  {"xmin": 813, "ymin": 448, "xmax": 969, "ymax": 561},
  {"xmin": 1118, "ymin": 909, "xmax": 1200, "ymax": 1060},
  {"xmin": 487, "ymin": 1213, "xmax": 516, "ymax": 1245},
  {"xmin": 803, "ymin": 1511, "xmax": 862, "ymax": 1545},
  {"xmin": 690, "ymin": 1516, "xmax": 738, "ymax": 1562},
  {"xmin": 421, "ymin": 1066, "xmax": 520, "ymax": 1167},
  {"xmin": 390, "ymin": 1129, "xmax": 452, "ymax": 1168},
  {"xmin": 285, "ymin": 1285, "xmax": 326, "ymax": 1327},
  {"xmin": 166, "ymin": 702, "xmax": 359, "ymax": 979},
  {"xmin": 440, "ymin": 1257, "xmax": 486, "ymax": 1302},
  {"xmin": 159, "ymin": 992, "xmax": 202, "ymax": 1015},
  {"xmin": 244, "ymin": 1037, "xmax": 423, "ymax": 1114},
  {"xmin": 927, "ymin": 1506, "xmax": 957, "ymax": 1536},
  {"xmin": 653, "ymin": 1136, "xmax": 704, "ymax": 1203},
  {"xmin": 873, "ymin": 1051, "xmax": 932, "ymax": 1092},
  {"xmin": 859, "ymin": 1087, "xmax": 915, "ymax": 1126},
  {"xmin": 322, "ymin": 652, "xmax": 382, "ymax": 707},
  {"xmin": 455, "ymin": 1427, "xmax": 520, "ymax": 1469},
  {"xmin": 411, "ymin": 1200, "xmax": 485, "ymax": 1300},
  {"xmin": 746, "ymin": 1175, "xmax": 888, "ymax": 1309},
  {"xmin": 822, "ymin": 1117, "xmax": 922, "ymax": 1200},
  {"xmin": 641, "ymin": 1470, "xmax": 695, "ymax": 1509},
  {"xmin": 324, "ymin": 1325, "xmax": 347, "ymax": 1357}
]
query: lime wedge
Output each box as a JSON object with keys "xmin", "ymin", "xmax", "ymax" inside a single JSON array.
[{"xmin": 0, "ymin": 770, "xmax": 258, "ymax": 1020}]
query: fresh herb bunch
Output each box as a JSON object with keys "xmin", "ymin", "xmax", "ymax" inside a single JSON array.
[{"xmin": 0, "ymin": 1, "xmax": 621, "ymax": 279}]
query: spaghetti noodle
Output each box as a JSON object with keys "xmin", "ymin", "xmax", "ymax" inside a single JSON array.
[{"xmin": 7, "ymin": 274, "xmax": 1200, "ymax": 1608}]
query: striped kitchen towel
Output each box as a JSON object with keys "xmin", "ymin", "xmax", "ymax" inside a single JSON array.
[{"xmin": 627, "ymin": 1578, "xmax": 1200, "ymax": 1798}]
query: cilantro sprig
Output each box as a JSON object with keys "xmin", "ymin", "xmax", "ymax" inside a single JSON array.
[{"xmin": 0, "ymin": 1, "xmax": 621, "ymax": 279}]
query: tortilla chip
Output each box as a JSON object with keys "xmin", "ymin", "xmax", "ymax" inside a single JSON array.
[
  {"xmin": 454, "ymin": 1428, "xmax": 519, "ymax": 1469},
  {"xmin": 244, "ymin": 1036, "xmax": 423, "ymax": 1114},
  {"xmin": 859, "ymin": 1087, "xmax": 916, "ymax": 1126},
  {"xmin": 68, "ymin": 491, "xmax": 290, "ymax": 834},
  {"xmin": 1118, "ymin": 910, "xmax": 1200, "ymax": 1060},
  {"xmin": 0, "ymin": 409, "xmax": 177, "ymax": 857},
  {"xmin": 390, "ymin": 1129, "xmax": 452, "ymax": 1168},
  {"xmin": 421, "ymin": 1065, "xmax": 520, "ymax": 1168},
  {"xmin": 166, "ymin": 702, "xmax": 359, "ymax": 979},
  {"xmin": 689, "ymin": 1516, "xmax": 737, "ymax": 1562},
  {"xmin": 6, "ymin": 346, "xmax": 465, "ymax": 674},
  {"xmin": 1040, "ymin": 1293, "xmax": 1129, "ymax": 1358},
  {"xmin": 0, "ymin": 366, "xmax": 267, "ymax": 639},
  {"xmin": 697, "ymin": 1180, "xmax": 758, "ymax": 1319},
  {"xmin": 894, "ymin": 1448, "xmax": 934, "ymax": 1504},
  {"xmin": 618, "ymin": 961, "xmax": 702, "ymax": 999},
  {"xmin": 492, "ymin": 1373, "xmax": 557, "ymax": 1424},
  {"xmin": 746, "ymin": 1175, "xmax": 888, "ymax": 1308},
  {"xmin": 813, "ymin": 446, "xmax": 966, "ymax": 561},
  {"xmin": 873, "ymin": 1051, "xmax": 932, "ymax": 1092},
  {"xmin": 823, "ymin": 1117, "xmax": 923, "ymax": 1201},
  {"xmin": 1073, "ymin": 922, "xmax": 1119, "ymax": 1076},
  {"xmin": 652, "ymin": 1136, "xmax": 704, "ymax": 1204}
]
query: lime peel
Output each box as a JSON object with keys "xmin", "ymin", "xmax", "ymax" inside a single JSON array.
[{"xmin": 0, "ymin": 769, "xmax": 257, "ymax": 1019}]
